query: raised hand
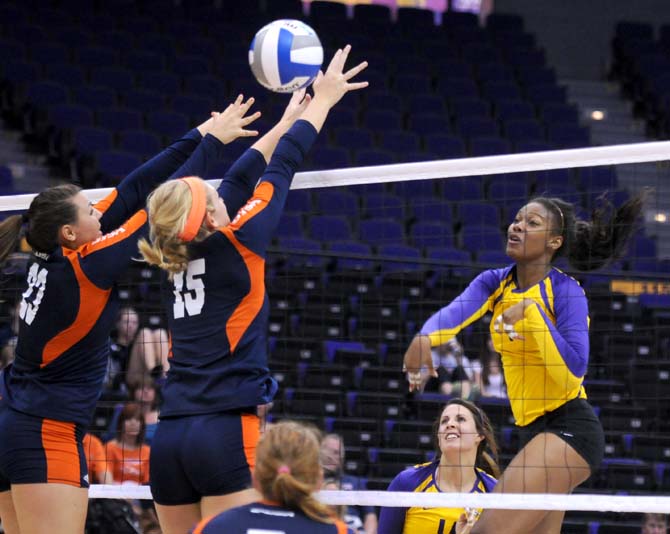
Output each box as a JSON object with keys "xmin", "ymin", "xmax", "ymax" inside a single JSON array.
[
  {"xmin": 311, "ymin": 44, "xmax": 368, "ymax": 107},
  {"xmin": 208, "ymin": 95, "xmax": 262, "ymax": 145},
  {"xmin": 280, "ymin": 88, "xmax": 312, "ymax": 125},
  {"xmin": 403, "ymin": 334, "xmax": 437, "ymax": 393}
]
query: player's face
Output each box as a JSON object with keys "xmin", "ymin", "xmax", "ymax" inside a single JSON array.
[
  {"xmin": 68, "ymin": 192, "xmax": 102, "ymax": 247},
  {"xmin": 642, "ymin": 519, "xmax": 668, "ymax": 534},
  {"xmin": 438, "ymin": 404, "xmax": 482, "ymax": 455},
  {"xmin": 320, "ymin": 436, "xmax": 343, "ymax": 473},
  {"xmin": 123, "ymin": 416, "xmax": 142, "ymax": 437},
  {"xmin": 506, "ymin": 202, "xmax": 559, "ymax": 263},
  {"xmin": 206, "ymin": 184, "xmax": 230, "ymax": 228}
]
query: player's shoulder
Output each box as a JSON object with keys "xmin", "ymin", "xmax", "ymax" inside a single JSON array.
[
  {"xmin": 475, "ymin": 468, "xmax": 498, "ymax": 492},
  {"xmin": 549, "ymin": 267, "xmax": 585, "ymax": 296},
  {"xmin": 390, "ymin": 461, "xmax": 435, "ymax": 490}
]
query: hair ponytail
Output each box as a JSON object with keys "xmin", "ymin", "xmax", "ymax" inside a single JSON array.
[
  {"xmin": 533, "ymin": 190, "xmax": 648, "ymax": 272},
  {"xmin": 255, "ymin": 421, "xmax": 335, "ymax": 524},
  {"xmin": 0, "ymin": 215, "xmax": 25, "ymax": 264}
]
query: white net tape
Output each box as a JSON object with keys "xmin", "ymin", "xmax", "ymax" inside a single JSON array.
[
  {"xmin": 1, "ymin": 140, "xmax": 669, "ymax": 210},
  {"xmin": 88, "ymin": 485, "xmax": 670, "ymax": 513}
]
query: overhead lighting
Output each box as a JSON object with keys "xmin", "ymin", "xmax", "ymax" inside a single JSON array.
[
  {"xmin": 590, "ymin": 110, "xmax": 605, "ymax": 121},
  {"xmin": 654, "ymin": 212, "xmax": 668, "ymax": 223}
]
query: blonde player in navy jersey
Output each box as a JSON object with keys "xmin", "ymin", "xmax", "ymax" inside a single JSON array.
[
  {"xmin": 138, "ymin": 45, "xmax": 368, "ymax": 534},
  {"xmin": 191, "ymin": 421, "xmax": 353, "ymax": 534},
  {"xmin": 404, "ymin": 192, "xmax": 647, "ymax": 534},
  {"xmin": 0, "ymin": 100, "xmax": 260, "ymax": 534},
  {"xmin": 378, "ymin": 399, "xmax": 499, "ymax": 534}
]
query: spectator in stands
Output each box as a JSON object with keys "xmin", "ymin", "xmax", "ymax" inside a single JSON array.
[
  {"xmin": 0, "ymin": 100, "xmax": 259, "ymax": 534},
  {"xmin": 83, "ymin": 432, "xmax": 111, "ymax": 484},
  {"xmin": 105, "ymin": 402, "xmax": 151, "ymax": 486},
  {"xmin": 378, "ymin": 399, "xmax": 499, "ymax": 534},
  {"xmin": 321, "ymin": 433, "xmax": 378, "ymax": 534},
  {"xmin": 0, "ymin": 300, "xmax": 20, "ymax": 371},
  {"xmin": 424, "ymin": 336, "xmax": 480, "ymax": 399},
  {"xmin": 105, "ymin": 306, "xmax": 141, "ymax": 393},
  {"xmin": 641, "ymin": 513, "xmax": 668, "ymax": 534},
  {"xmin": 477, "ymin": 334, "xmax": 506, "ymax": 399},
  {"xmin": 126, "ymin": 321, "xmax": 170, "ymax": 387},
  {"xmin": 191, "ymin": 420, "xmax": 353, "ymax": 534},
  {"xmin": 321, "ymin": 477, "xmax": 348, "ymax": 522},
  {"xmin": 138, "ymin": 47, "xmax": 368, "ymax": 534},
  {"xmin": 105, "ymin": 379, "xmax": 161, "ymax": 445},
  {"xmin": 404, "ymin": 192, "xmax": 647, "ymax": 534}
]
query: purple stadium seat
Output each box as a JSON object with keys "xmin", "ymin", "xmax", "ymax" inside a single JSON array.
[
  {"xmin": 380, "ymin": 131, "xmax": 420, "ymax": 155},
  {"xmin": 309, "ymin": 215, "xmax": 353, "ymax": 242},
  {"xmin": 449, "ymin": 97, "xmax": 491, "ymax": 121},
  {"xmin": 358, "ymin": 218, "xmax": 404, "ymax": 246},
  {"xmin": 330, "ymin": 241, "xmax": 374, "ymax": 271},
  {"xmin": 377, "ymin": 244, "xmax": 422, "ymax": 272},
  {"xmin": 90, "ymin": 66, "xmax": 135, "ymax": 93},
  {"xmin": 495, "ymin": 99, "xmax": 535, "ymax": 121},
  {"xmin": 469, "ymin": 136, "xmax": 512, "ymax": 156},
  {"xmin": 26, "ymin": 81, "xmax": 69, "ymax": 109},
  {"xmin": 97, "ymin": 107, "xmax": 142, "ymax": 133},
  {"xmin": 147, "ymin": 111, "xmax": 190, "ymax": 140},
  {"xmin": 316, "ymin": 189, "xmax": 359, "ymax": 218},
  {"xmin": 408, "ymin": 113, "xmax": 452, "ymax": 137},
  {"xmin": 45, "ymin": 63, "xmax": 85, "ymax": 88},
  {"xmin": 363, "ymin": 193, "xmax": 405, "ymax": 220},
  {"xmin": 74, "ymin": 126, "xmax": 113, "ymax": 155},
  {"xmin": 460, "ymin": 225, "xmax": 504, "ymax": 255},
  {"xmin": 96, "ymin": 150, "xmax": 143, "ymax": 184},
  {"xmin": 119, "ymin": 130, "xmax": 161, "ymax": 158},
  {"xmin": 335, "ymin": 127, "xmax": 374, "ymax": 151},
  {"xmin": 411, "ymin": 221, "xmax": 455, "ymax": 249},
  {"xmin": 442, "ymin": 177, "xmax": 484, "ymax": 201},
  {"xmin": 425, "ymin": 134, "xmax": 466, "ymax": 159},
  {"xmin": 276, "ymin": 213, "xmax": 304, "ymax": 239},
  {"xmin": 284, "ymin": 190, "xmax": 313, "ymax": 214},
  {"xmin": 354, "ymin": 149, "xmax": 395, "ymax": 167}
]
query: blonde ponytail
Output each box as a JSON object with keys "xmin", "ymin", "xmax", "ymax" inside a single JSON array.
[{"xmin": 255, "ymin": 421, "xmax": 335, "ymax": 524}]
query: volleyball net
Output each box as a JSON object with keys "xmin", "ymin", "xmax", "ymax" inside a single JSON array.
[{"xmin": 1, "ymin": 141, "xmax": 669, "ymax": 531}]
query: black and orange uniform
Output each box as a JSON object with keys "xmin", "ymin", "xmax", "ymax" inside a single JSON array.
[
  {"xmin": 0, "ymin": 129, "xmax": 225, "ymax": 490},
  {"xmin": 150, "ymin": 120, "xmax": 318, "ymax": 505},
  {"xmin": 191, "ymin": 501, "xmax": 353, "ymax": 534}
]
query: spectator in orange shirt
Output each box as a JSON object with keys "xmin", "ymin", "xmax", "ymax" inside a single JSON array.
[
  {"xmin": 82, "ymin": 433, "xmax": 111, "ymax": 484},
  {"xmin": 105, "ymin": 403, "xmax": 151, "ymax": 485}
]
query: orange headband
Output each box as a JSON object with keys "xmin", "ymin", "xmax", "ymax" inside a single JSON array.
[{"xmin": 177, "ymin": 177, "xmax": 208, "ymax": 242}]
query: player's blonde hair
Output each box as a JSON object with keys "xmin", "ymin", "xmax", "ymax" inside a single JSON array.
[
  {"xmin": 138, "ymin": 178, "xmax": 214, "ymax": 275},
  {"xmin": 254, "ymin": 421, "xmax": 335, "ymax": 524}
]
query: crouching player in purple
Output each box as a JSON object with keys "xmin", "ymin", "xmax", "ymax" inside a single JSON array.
[
  {"xmin": 0, "ymin": 99, "xmax": 260, "ymax": 534},
  {"xmin": 138, "ymin": 46, "xmax": 368, "ymax": 534},
  {"xmin": 191, "ymin": 421, "xmax": 353, "ymax": 534}
]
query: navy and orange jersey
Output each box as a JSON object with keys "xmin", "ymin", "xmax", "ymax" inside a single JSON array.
[
  {"xmin": 191, "ymin": 501, "xmax": 353, "ymax": 534},
  {"xmin": 420, "ymin": 265, "xmax": 590, "ymax": 426},
  {"xmin": 1, "ymin": 130, "xmax": 226, "ymax": 426},
  {"xmin": 378, "ymin": 462, "xmax": 496, "ymax": 534},
  {"xmin": 159, "ymin": 120, "xmax": 318, "ymax": 418}
]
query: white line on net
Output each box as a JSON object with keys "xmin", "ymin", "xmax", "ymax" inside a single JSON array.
[
  {"xmin": 89, "ymin": 486, "xmax": 670, "ymax": 513},
  {"xmin": 2, "ymin": 140, "xmax": 669, "ymax": 211}
]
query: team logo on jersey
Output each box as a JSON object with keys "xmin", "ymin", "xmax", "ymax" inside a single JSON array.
[
  {"xmin": 232, "ymin": 198, "xmax": 263, "ymax": 226},
  {"xmin": 91, "ymin": 227, "xmax": 126, "ymax": 245}
]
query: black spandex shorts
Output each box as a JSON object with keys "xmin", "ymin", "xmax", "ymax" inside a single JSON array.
[{"xmin": 518, "ymin": 398, "xmax": 605, "ymax": 473}]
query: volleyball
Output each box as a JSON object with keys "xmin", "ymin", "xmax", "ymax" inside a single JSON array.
[{"xmin": 248, "ymin": 19, "xmax": 323, "ymax": 93}]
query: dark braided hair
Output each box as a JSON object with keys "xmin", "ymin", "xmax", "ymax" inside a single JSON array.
[{"xmin": 532, "ymin": 189, "xmax": 648, "ymax": 272}]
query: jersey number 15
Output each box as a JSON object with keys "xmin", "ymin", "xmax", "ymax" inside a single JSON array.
[{"xmin": 173, "ymin": 258, "xmax": 205, "ymax": 319}]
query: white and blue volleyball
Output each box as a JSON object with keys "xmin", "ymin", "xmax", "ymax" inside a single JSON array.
[{"xmin": 249, "ymin": 19, "xmax": 323, "ymax": 93}]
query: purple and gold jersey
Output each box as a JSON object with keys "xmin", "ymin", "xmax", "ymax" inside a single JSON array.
[
  {"xmin": 159, "ymin": 120, "xmax": 318, "ymax": 418},
  {"xmin": 1, "ymin": 130, "xmax": 224, "ymax": 425},
  {"xmin": 421, "ymin": 266, "xmax": 590, "ymax": 426},
  {"xmin": 378, "ymin": 462, "xmax": 496, "ymax": 534}
]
